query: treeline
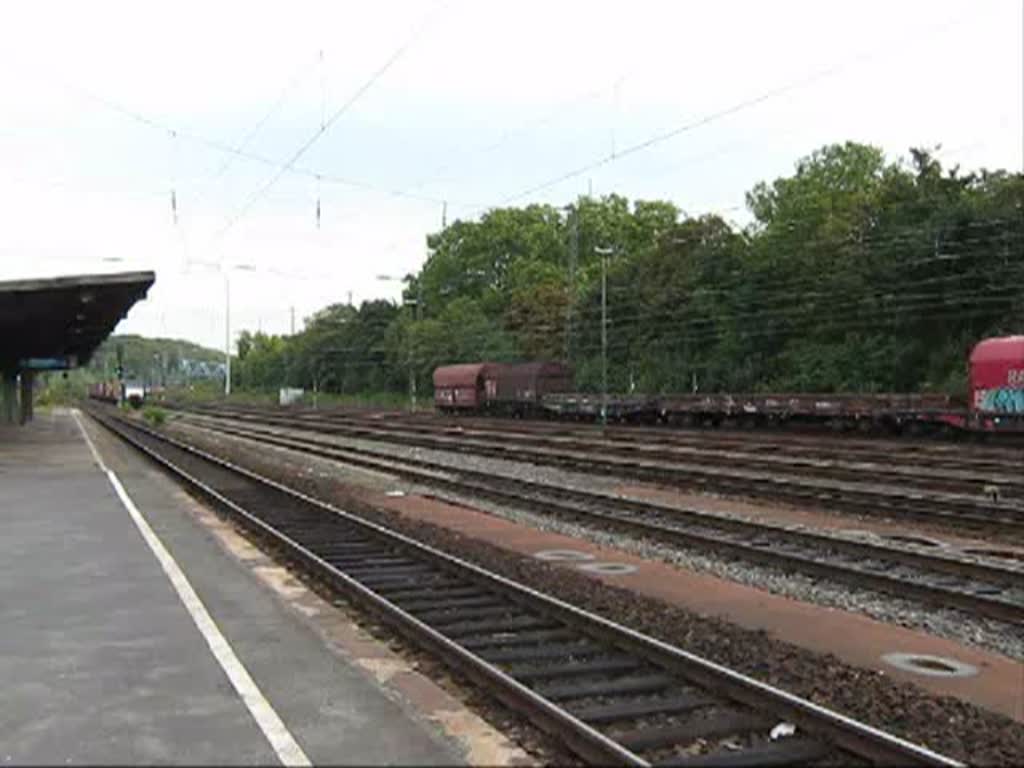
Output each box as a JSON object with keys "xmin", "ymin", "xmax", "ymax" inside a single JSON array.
[
  {"xmin": 39, "ymin": 334, "xmax": 224, "ymax": 405},
  {"xmin": 233, "ymin": 142, "xmax": 1024, "ymax": 398},
  {"xmin": 89, "ymin": 334, "xmax": 224, "ymax": 386}
]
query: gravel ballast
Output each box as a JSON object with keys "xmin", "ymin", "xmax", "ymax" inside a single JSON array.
[
  {"xmin": 181, "ymin": 414, "xmax": 1024, "ymax": 659},
  {"xmin": 158, "ymin": 418, "xmax": 1024, "ymax": 766},
  {"xmin": 438, "ymin": 488, "xmax": 1024, "ymax": 661}
]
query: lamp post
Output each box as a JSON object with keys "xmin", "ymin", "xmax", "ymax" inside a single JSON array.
[
  {"xmin": 562, "ymin": 204, "xmax": 579, "ymax": 362},
  {"xmin": 223, "ymin": 263, "xmax": 256, "ymax": 397},
  {"xmin": 378, "ymin": 274, "xmax": 421, "ymax": 411},
  {"xmin": 594, "ymin": 246, "xmax": 615, "ymax": 429}
]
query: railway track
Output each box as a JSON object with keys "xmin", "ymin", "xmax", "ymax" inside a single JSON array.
[
  {"xmin": 308, "ymin": 413, "xmax": 1022, "ymax": 497},
  {"xmin": 174, "ymin": 404, "xmax": 1024, "ymax": 536},
  {"xmin": 414, "ymin": 417, "xmax": 1024, "ymax": 479},
  {"xmin": 88, "ymin": 406, "xmax": 963, "ymax": 768},
  {"xmin": 194, "ymin": 402, "xmax": 1024, "ymax": 474},
  {"xmin": 174, "ymin": 412, "xmax": 1024, "ymax": 626},
  {"xmin": 181, "ymin": 404, "xmax": 1024, "ymax": 496}
]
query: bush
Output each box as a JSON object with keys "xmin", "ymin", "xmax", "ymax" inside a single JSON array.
[{"xmin": 142, "ymin": 406, "xmax": 167, "ymax": 428}]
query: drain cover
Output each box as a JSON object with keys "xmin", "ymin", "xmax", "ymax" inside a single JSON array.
[
  {"xmin": 881, "ymin": 652, "xmax": 978, "ymax": 678},
  {"xmin": 534, "ymin": 549, "xmax": 595, "ymax": 562},
  {"xmin": 882, "ymin": 534, "xmax": 942, "ymax": 548},
  {"xmin": 577, "ymin": 562, "xmax": 638, "ymax": 575}
]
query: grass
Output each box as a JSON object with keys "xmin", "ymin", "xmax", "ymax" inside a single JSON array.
[{"xmin": 142, "ymin": 405, "xmax": 168, "ymax": 427}]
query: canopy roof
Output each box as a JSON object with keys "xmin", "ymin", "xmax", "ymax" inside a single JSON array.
[{"xmin": 0, "ymin": 271, "xmax": 155, "ymax": 370}]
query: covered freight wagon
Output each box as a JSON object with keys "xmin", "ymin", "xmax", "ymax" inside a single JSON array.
[
  {"xmin": 492, "ymin": 361, "xmax": 574, "ymax": 415},
  {"xmin": 87, "ymin": 380, "xmax": 122, "ymax": 404},
  {"xmin": 969, "ymin": 336, "xmax": 1024, "ymax": 429},
  {"xmin": 433, "ymin": 361, "xmax": 574, "ymax": 414},
  {"xmin": 433, "ymin": 363, "xmax": 506, "ymax": 412}
]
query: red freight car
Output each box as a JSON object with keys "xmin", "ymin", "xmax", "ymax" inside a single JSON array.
[
  {"xmin": 433, "ymin": 361, "xmax": 574, "ymax": 415},
  {"xmin": 969, "ymin": 335, "xmax": 1024, "ymax": 430},
  {"xmin": 433, "ymin": 336, "xmax": 1024, "ymax": 434},
  {"xmin": 87, "ymin": 380, "xmax": 122, "ymax": 404},
  {"xmin": 433, "ymin": 363, "xmax": 506, "ymax": 412},
  {"xmin": 491, "ymin": 361, "xmax": 573, "ymax": 415}
]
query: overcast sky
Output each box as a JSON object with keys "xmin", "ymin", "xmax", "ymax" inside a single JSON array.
[{"xmin": 1, "ymin": 0, "xmax": 1021, "ymax": 351}]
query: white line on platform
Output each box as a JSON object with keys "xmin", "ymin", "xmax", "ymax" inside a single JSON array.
[{"xmin": 72, "ymin": 411, "xmax": 312, "ymax": 768}]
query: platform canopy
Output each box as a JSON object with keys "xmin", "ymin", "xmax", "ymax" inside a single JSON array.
[{"xmin": 0, "ymin": 271, "xmax": 155, "ymax": 371}]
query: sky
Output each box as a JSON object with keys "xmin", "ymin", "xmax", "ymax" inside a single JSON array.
[{"xmin": 0, "ymin": 0, "xmax": 1021, "ymax": 352}]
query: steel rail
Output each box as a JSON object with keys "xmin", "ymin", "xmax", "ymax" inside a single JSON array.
[
  {"xmin": 182, "ymin": 400, "xmax": 1024, "ymax": 471},
  {"xmin": 89, "ymin": 406, "xmax": 962, "ymax": 768},
  {"xmin": 278, "ymin": 407, "xmax": 1024, "ymax": 487},
  {"xmin": 173, "ymin": 404, "xmax": 1024, "ymax": 535},
  {"xmin": 179, "ymin": 413, "xmax": 1024, "ymax": 625}
]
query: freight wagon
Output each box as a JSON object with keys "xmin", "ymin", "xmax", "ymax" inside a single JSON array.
[
  {"xmin": 654, "ymin": 392, "xmax": 964, "ymax": 433},
  {"xmin": 87, "ymin": 379, "xmax": 147, "ymax": 408},
  {"xmin": 966, "ymin": 335, "xmax": 1024, "ymax": 431},
  {"xmin": 87, "ymin": 380, "xmax": 122, "ymax": 404},
  {"xmin": 433, "ymin": 361, "xmax": 573, "ymax": 416},
  {"xmin": 432, "ymin": 335, "xmax": 1024, "ymax": 434}
]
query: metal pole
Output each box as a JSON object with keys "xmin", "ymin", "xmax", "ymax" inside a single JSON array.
[
  {"xmin": 565, "ymin": 205, "xmax": 578, "ymax": 361},
  {"xmin": 411, "ymin": 281, "xmax": 422, "ymax": 411},
  {"xmin": 408, "ymin": 356, "xmax": 415, "ymax": 412},
  {"xmin": 1, "ymin": 369, "xmax": 15, "ymax": 425},
  {"xmin": 225, "ymin": 275, "xmax": 231, "ymax": 397},
  {"xmin": 601, "ymin": 250, "xmax": 608, "ymax": 429}
]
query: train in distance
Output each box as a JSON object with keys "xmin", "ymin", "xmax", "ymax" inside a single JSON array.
[
  {"xmin": 87, "ymin": 379, "xmax": 148, "ymax": 408},
  {"xmin": 432, "ymin": 335, "xmax": 1024, "ymax": 435}
]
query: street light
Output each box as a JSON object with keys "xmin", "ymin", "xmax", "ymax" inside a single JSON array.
[
  {"xmin": 378, "ymin": 273, "xmax": 421, "ymax": 410},
  {"xmin": 594, "ymin": 246, "xmax": 615, "ymax": 429},
  {"xmin": 223, "ymin": 264, "xmax": 256, "ymax": 397}
]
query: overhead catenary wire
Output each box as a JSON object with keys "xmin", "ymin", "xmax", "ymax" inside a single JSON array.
[
  {"xmin": 210, "ymin": 3, "xmax": 448, "ymax": 252},
  {"xmin": 188, "ymin": 54, "xmax": 320, "ymax": 219},
  {"xmin": 443, "ymin": 8, "xmax": 973, "ymax": 217},
  {"xmin": 169, "ymin": 129, "xmax": 179, "ymax": 226},
  {"xmin": 398, "ymin": 73, "xmax": 636, "ymax": 196},
  {"xmin": 225, "ymin": 236, "xmax": 1024, "ymax": 379},
  {"xmin": 252, "ymin": 217, "xmax": 1024, "ymax": 343},
  {"xmin": 225, "ymin": 218, "xmax": 1024, "ymax": 347},
  {"xmin": 22, "ymin": 3, "xmax": 988, "ymax": 284},
  {"xmin": 229, "ymin": 264, "xmax": 1024, "ymax": 363},
  {"xmin": 268, "ymin": 297, "xmax": 1024, "ymax": 378},
  {"xmin": 22, "ymin": 3, "xmax": 1012, "ymax": 359},
  {"xmin": 310, "ymin": 209, "xmax": 1024, "ymax": 318},
  {"xmin": 486, "ymin": 65, "xmax": 874, "ymax": 211},
  {"xmin": 248, "ymin": 280, "xmax": 1024, "ymax": 360},
  {"xmin": 46, "ymin": 69, "xmax": 461, "ymax": 208}
]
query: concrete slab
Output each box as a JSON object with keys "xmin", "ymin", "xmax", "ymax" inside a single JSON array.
[{"xmin": 0, "ymin": 411, "xmax": 473, "ymax": 765}]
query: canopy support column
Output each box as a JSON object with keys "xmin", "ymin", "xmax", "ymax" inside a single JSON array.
[
  {"xmin": 1, "ymin": 369, "xmax": 17, "ymax": 425},
  {"xmin": 19, "ymin": 370, "xmax": 34, "ymax": 424}
]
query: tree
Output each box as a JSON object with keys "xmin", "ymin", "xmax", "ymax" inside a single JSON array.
[{"xmin": 214, "ymin": 142, "xmax": 1024, "ymax": 401}]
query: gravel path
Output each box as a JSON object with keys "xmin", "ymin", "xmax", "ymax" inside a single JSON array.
[{"xmin": 165, "ymin": 418, "xmax": 1024, "ymax": 766}]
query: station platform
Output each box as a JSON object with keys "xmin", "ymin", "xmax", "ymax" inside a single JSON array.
[{"xmin": 0, "ymin": 410, "xmax": 516, "ymax": 765}]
